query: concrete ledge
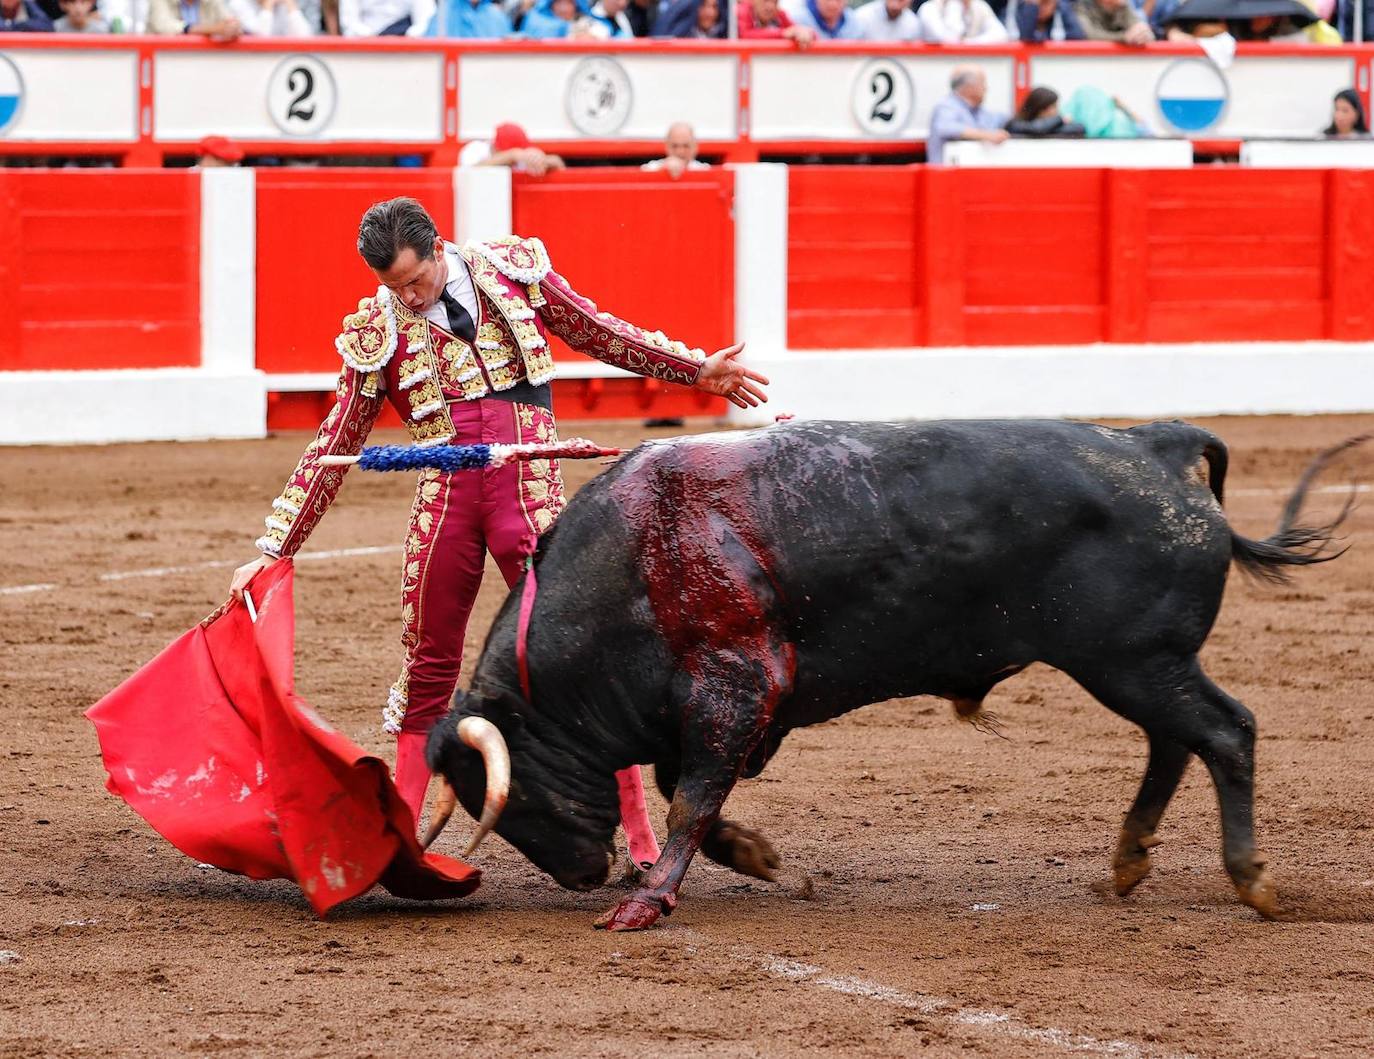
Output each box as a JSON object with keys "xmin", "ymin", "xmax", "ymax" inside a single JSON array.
[
  {"xmin": 726, "ymin": 342, "xmax": 1374, "ymax": 426},
  {"xmin": 0, "ymin": 370, "xmax": 267, "ymax": 445}
]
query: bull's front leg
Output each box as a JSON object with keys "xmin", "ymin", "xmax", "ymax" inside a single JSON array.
[{"xmin": 594, "ymin": 647, "xmax": 790, "ymax": 932}]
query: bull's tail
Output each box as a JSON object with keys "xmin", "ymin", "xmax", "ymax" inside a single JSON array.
[{"xmin": 1202, "ymin": 434, "xmax": 1370, "ymax": 584}]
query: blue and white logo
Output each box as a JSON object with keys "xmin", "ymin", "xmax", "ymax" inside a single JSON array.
[
  {"xmin": 1155, "ymin": 58, "xmax": 1228, "ymax": 133},
  {"xmin": 0, "ymin": 54, "xmax": 23, "ymax": 138}
]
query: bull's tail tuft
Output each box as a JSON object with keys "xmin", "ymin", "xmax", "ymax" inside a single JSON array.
[{"xmin": 1214, "ymin": 434, "xmax": 1370, "ymax": 585}]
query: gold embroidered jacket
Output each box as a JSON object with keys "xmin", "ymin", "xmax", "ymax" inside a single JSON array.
[{"xmin": 256, "ymin": 235, "xmax": 707, "ymax": 559}]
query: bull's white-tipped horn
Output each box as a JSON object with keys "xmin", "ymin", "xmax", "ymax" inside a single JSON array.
[{"xmin": 457, "ymin": 715, "xmax": 510, "ymax": 856}]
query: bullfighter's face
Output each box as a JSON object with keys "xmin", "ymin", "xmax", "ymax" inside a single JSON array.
[
  {"xmin": 428, "ymin": 688, "xmax": 621, "ymax": 892},
  {"xmin": 374, "ymin": 237, "xmax": 446, "ymax": 314}
]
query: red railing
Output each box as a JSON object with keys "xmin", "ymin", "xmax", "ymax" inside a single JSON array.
[{"xmin": 0, "ymin": 36, "xmax": 1371, "ymax": 164}]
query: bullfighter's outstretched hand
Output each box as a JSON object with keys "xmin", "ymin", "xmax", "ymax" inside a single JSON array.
[{"xmin": 695, "ymin": 343, "xmax": 769, "ymax": 409}]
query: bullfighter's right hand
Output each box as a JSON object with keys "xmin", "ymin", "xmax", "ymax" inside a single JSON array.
[{"xmin": 230, "ymin": 553, "xmax": 277, "ymax": 601}]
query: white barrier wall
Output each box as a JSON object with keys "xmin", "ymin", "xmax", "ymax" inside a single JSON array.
[
  {"xmin": 2, "ymin": 42, "xmax": 1371, "ymax": 151},
  {"xmin": 0, "ymin": 48, "xmax": 137, "ymax": 142},
  {"xmin": 726, "ymin": 345, "xmax": 1374, "ymax": 426},
  {"xmin": 1031, "ymin": 52, "xmax": 1356, "ymax": 140},
  {"xmin": 750, "ymin": 52, "xmax": 1017, "ymax": 141},
  {"xmin": 944, "ymin": 138, "xmax": 1194, "ymax": 167},
  {"xmin": 1241, "ymin": 139, "xmax": 1374, "ymax": 166},
  {"xmin": 458, "ymin": 52, "xmax": 738, "ymax": 141}
]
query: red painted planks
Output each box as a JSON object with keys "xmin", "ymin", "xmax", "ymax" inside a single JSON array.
[
  {"xmin": 254, "ymin": 169, "xmax": 454, "ymax": 375},
  {"xmin": 512, "ymin": 169, "xmax": 735, "ymax": 368},
  {"xmin": 1, "ymin": 171, "xmax": 201, "ymax": 371}
]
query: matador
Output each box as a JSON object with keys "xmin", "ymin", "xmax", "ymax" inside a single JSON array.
[{"xmin": 230, "ymin": 197, "xmax": 769, "ymax": 862}]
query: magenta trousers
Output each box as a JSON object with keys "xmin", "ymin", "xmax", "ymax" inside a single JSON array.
[{"xmin": 387, "ymin": 398, "xmax": 567, "ymax": 736}]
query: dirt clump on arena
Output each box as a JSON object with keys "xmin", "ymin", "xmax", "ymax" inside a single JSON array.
[{"xmin": 3, "ymin": 414, "xmax": 1373, "ymax": 1058}]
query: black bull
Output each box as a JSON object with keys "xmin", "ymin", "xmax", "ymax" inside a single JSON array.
[{"xmin": 427, "ymin": 419, "xmax": 1360, "ymax": 931}]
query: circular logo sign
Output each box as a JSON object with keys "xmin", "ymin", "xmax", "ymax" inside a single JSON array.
[
  {"xmin": 0, "ymin": 54, "xmax": 25, "ymax": 138},
  {"xmin": 1155, "ymin": 58, "xmax": 1228, "ymax": 133},
  {"xmin": 267, "ymin": 54, "xmax": 337, "ymax": 137},
  {"xmin": 565, "ymin": 57, "xmax": 633, "ymax": 137},
  {"xmin": 852, "ymin": 59, "xmax": 914, "ymax": 137}
]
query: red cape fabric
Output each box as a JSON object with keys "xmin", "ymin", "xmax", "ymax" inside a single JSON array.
[{"xmin": 86, "ymin": 559, "xmax": 479, "ymax": 916}]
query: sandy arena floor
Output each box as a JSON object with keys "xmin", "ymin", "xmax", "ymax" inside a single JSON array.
[{"xmin": 2, "ymin": 414, "xmax": 1373, "ymax": 1059}]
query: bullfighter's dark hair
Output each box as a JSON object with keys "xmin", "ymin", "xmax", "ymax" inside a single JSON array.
[{"xmin": 357, "ymin": 197, "xmax": 439, "ymax": 271}]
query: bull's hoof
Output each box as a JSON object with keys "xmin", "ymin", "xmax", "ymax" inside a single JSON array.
[
  {"xmin": 594, "ymin": 892, "xmax": 675, "ymax": 932},
  {"xmin": 1112, "ymin": 830, "xmax": 1160, "ymax": 897},
  {"xmin": 1235, "ymin": 866, "xmax": 1278, "ymax": 920},
  {"xmin": 1115, "ymin": 835, "xmax": 1159, "ymax": 895},
  {"xmin": 1113, "ymin": 853, "xmax": 1153, "ymax": 897},
  {"xmin": 705, "ymin": 823, "xmax": 781, "ymax": 883}
]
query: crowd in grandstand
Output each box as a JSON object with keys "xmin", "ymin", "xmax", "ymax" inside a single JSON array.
[{"xmin": 0, "ymin": 0, "xmax": 1369, "ymax": 41}]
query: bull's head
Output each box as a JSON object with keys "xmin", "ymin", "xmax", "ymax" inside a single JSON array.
[{"xmin": 423, "ymin": 685, "xmax": 620, "ymax": 891}]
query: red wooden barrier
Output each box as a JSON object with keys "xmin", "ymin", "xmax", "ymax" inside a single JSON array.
[
  {"xmin": 255, "ymin": 169, "xmax": 455, "ymax": 374},
  {"xmin": 788, "ymin": 166, "xmax": 1374, "ymax": 349},
  {"xmin": 0, "ymin": 170, "xmax": 200, "ymax": 371},
  {"xmin": 512, "ymin": 168, "xmax": 732, "ymax": 418}
]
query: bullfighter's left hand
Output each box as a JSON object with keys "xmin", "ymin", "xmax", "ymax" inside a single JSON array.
[{"xmin": 696, "ymin": 342, "xmax": 770, "ymax": 409}]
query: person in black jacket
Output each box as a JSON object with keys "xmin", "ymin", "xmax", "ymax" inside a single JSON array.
[
  {"xmin": 1005, "ymin": 86, "xmax": 1086, "ymax": 137},
  {"xmin": 1015, "ymin": 0, "xmax": 1085, "ymax": 38}
]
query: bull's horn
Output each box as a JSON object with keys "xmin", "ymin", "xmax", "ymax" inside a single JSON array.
[
  {"xmin": 457, "ymin": 715, "xmax": 510, "ymax": 856},
  {"xmin": 420, "ymin": 780, "xmax": 457, "ymax": 850}
]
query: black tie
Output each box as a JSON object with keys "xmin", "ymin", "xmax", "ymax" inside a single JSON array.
[{"xmin": 440, "ymin": 289, "xmax": 476, "ymax": 344}]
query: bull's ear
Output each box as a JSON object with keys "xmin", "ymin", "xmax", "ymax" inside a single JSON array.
[{"xmin": 458, "ymin": 683, "xmax": 528, "ymax": 737}]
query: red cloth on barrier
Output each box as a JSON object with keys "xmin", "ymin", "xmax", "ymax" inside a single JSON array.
[{"xmin": 85, "ymin": 559, "xmax": 480, "ymax": 916}]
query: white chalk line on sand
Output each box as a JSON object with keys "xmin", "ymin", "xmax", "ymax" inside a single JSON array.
[
  {"xmin": 674, "ymin": 929, "xmax": 1194, "ymax": 1059},
  {"xmin": 0, "ymin": 545, "xmax": 403, "ymax": 600}
]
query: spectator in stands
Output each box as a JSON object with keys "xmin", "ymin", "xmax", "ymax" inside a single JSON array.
[
  {"xmin": 919, "ymin": 0, "xmax": 1009, "ymax": 41},
  {"xmin": 784, "ymin": 0, "xmax": 863, "ymax": 37},
  {"xmin": 1076, "ymin": 0, "xmax": 1153, "ymax": 43},
  {"xmin": 853, "ymin": 0, "xmax": 922, "ymax": 39},
  {"xmin": 1064, "ymin": 86, "xmax": 1152, "ymax": 136},
  {"xmin": 459, "ymin": 121, "xmax": 567, "ymax": 174},
  {"xmin": 926, "ymin": 65, "xmax": 1009, "ymax": 164},
  {"xmin": 338, "ymin": 0, "xmax": 432, "ymax": 34},
  {"xmin": 657, "ymin": 0, "xmax": 725, "ymax": 35},
  {"xmin": 197, "ymin": 135, "xmax": 245, "ymax": 166},
  {"xmin": 147, "ymin": 0, "xmax": 241, "ymax": 35},
  {"xmin": 642, "ymin": 121, "xmax": 710, "ymax": 177},
  {"xmin": 624, "ymin": 0, "xmax": 654, "ymax": 30},
  {"xmin": 588, "ymin": 0, "xmax": 633, "ymax": 34},
  {"xmin": 520, "ymin": 0, "xmax": 588, "ymax": 34},
  {"xmin": 233, "ymin": 0, "xmax": 314, "ymax": 33},
  {"xmin": 54, "ymin": 0, "xmax": 110, "ymax": 29},
  {"xmin": 1323, "ymin": 88, "xmax": 1370, "ymax": 137},
  {"xmin": 1014, "ymin": 0, "xmax": 1085, "ymax": 38},
  {"xmin": 740, "ymin": 0, "xmax": 817, "ymax": 42},
  {"xmin": 1337, "ymin": 0, "xmax": 1371, "ymax": 41},
  {"xmin": 0, "ymin": 0, "xmax": 54, "ymax": 28},
  {"xmin": 1005, "ymin": 86, "xmax": 1086, "ymax": 135},
  {"xmin": 426, "ymin": 0, "xmax": 509, "ymax": 34}
]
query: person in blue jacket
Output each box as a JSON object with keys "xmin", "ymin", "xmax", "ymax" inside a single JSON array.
[
  {"xmin": 520, "ymin": 0, "xmax": 586, "ymax": 35},
  {"xmin": 426, "ymin": 0, "xmax": 512, "ymax": 35}
]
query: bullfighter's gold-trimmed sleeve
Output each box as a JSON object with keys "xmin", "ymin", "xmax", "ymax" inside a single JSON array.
[
  {"xmin": 536, "ymin": 270, "xmax": 705, "ymax": 387},
  {"xmin": 255, "ymin": 366, "xmax": 385, "ymax": 560}
]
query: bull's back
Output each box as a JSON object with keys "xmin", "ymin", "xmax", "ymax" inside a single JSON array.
[{"xmin": 540, "ymin": 419, "xmax": 1233, "ymax": 720}]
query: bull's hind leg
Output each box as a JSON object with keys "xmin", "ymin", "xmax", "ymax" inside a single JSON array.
[
  {"xmin": 654, "ymin": 761, "xmax": 781, "ymax": 882},
  {"xmin": 1081, "ymin": 658, "xmax": 1275, "ymax": 918},
  {"xmin": 595, "ymin": 643, "xmax": 793, "ymax": 931},
  {"xmin": 1114, "ymin": 733, "xmax": 1191, "ymax": 895}
]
